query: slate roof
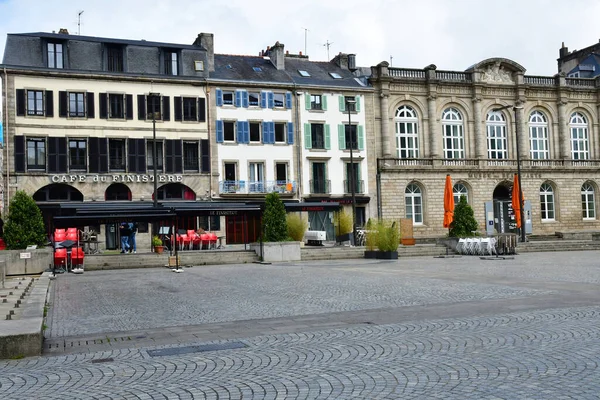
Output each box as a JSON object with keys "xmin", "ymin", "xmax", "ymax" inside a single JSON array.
[{"xmin": 8, "ymin": 32, "xmax": 203, "ymax": 51}]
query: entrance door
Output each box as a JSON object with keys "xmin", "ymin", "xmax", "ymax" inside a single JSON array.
[
  {"xmin": 308, "ymin": 211, "xmax": 335, "ymax": 240},
  {"xmin": 105, "ymin": 223, "xmax": 118, "ymax": 250},
  {"xmin": 492, "ymin": 183, "xmax": 517, "ymax": 234},
  {"xmin": 225, "ymin": 214, "xmax": 261, "ymax": 244}
]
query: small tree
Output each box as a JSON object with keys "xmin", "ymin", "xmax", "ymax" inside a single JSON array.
[
  {"xmin": 449, "ymin": 196, "xmax": 479, "ymax": 237},
  {"xmin": 286, "ymin": 213, "xmax": 308, "ymax": 242},
  {"xmin": 263, "ymin": 192, "xmax": 288, "ymax": 242},
  {"xmin": 333, "ymin": 209, "xmax": 353, "ymax": 236},
  {"xmin": 4, "ymin": 191, "xmax": 47, "ymax": 249}
]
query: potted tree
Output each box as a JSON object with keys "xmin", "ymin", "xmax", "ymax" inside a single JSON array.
[
  {"xmin": 333, "ymin": 209, "xmax": 354, "ymax": 245},
  {"xmin": 376, "ymin": 219, "xmax": 400, "ymax": 259},
  {"xmin": 364, "ymin": 218, "xmax": 378, "ymax": 258},
  {"xmin": 286, "ymin": 213, "xmax": 308, "ymax": 246},
  {"xmin": 152, "ymin": 235, "xmax": 164, "ymax": 254}
]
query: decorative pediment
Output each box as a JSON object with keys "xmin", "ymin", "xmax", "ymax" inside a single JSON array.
[{"xmin": 466, "ymin": 58, "xmax": 526, "ymax": 85}]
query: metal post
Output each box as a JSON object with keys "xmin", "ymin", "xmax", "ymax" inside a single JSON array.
[
  {"xmin": 347, "ymin": 98, "xmax": 357, "ymax": 246},
  {"xmin": 513, "ymin": 106, "xmax": 526, "ymax": 243}
]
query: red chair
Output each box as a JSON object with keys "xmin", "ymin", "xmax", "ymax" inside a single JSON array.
[
  {"xmin": 200, "ymin": 233, "xmax": 209, "ymax": 250},
  {"xmin": 177, "ymin": 234, "xmax": 190, "ymax": 250},
  {"xmin": 54, "ymin": 229, "xmax": 66, "ymax": 235},
  {"xmin": 187, "ymin": 230, "xmax": 200, "ymax": 250},
  {"xmin": 66, "ymin": 232, "xmax": 78, "ymax": 242},
  {"xmin": 67, "ymin": 228, "xmax": 78, "ymax": 234},
  {"xmin": 53, "ymin": 248, "xmax": 67, "ymax": 268},
  {"xmin": 54, "ymin": 233, "xmax": 66, "ymax": 242},
  {"xmin": 208, "ymin": 233, "xmax": 218, "ymax": 250},
  {"xmin": 71, "ymin": 247, "xmax": 85, "ymax": 268}
]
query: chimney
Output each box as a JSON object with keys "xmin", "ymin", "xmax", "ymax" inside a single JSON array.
[
  {"xmin": 332, "ymin": 52, "xmax": 349, "ymax": 69},
  {"xmin": 58, "ymin": 28, "xmax": 69, "ymax": 34},
  {"xmin": 347, "ymin": 54, "xmax": 356, "ymax": 71},
  {"xmin": 559, "ymin": 42, "xmax": 570, "ymax": 58},
  {"xmin": 194, "ymin": 32, "xmax": 214, "ymax": 72},
  {"xmin": 268, "ymin": 41, "xmax": 285, "ymax": 70}
]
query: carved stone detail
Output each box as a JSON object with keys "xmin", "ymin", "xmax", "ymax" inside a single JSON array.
[{"xmin": 480, "ymin": 61, "xmax": 514, "ymax": 84}]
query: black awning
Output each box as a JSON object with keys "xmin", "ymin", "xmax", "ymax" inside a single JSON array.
[
  {"xmin": 284, "ymin": 202, "xmax": 341, "ymax": 212},
  {"xmin": 53, "ymin": 212, "xmax": 175, "ymax": 227}
]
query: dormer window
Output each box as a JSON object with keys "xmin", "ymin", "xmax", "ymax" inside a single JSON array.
[
  {"xmin": 106, "ymin": 45, "xmax": 124, "ymax": 72},
  {"xmin": 47, "ymin": 43, "xmax": 63, "ymax": 69},
  {"xmin": 329, "ymin": 72, "xmax": 342, "ymax": 79},
  {"xmin": 164, "ymin": 50, "xmax": 178, "ymax": 76}
]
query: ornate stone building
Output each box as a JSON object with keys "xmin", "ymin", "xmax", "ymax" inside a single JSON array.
[{"xmin": 369, "ymin": 58, "xmax": 600, "ymax": 239}]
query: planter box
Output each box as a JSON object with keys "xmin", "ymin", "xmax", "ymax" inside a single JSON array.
[
  {"xmin": 3, "ymin": 248, "xmax": 53, "ymax": 275},
  {"xmin": 401, "ymin": 238, "xmax": 416, "ymax": 246},
  {"xmin": 364, "ymin": 250, "xmax": 378, "ymax": 259},
  {"xmin": 336, "ymin": 233, "xmax": 354, "ymax": 245},
  {"xmin": 376, "ymin": 251, "xmax": 398, "ymax": 259},
  {"xmin": 250, "ymin": 241, "xmax": 301, "ymax": 262}
]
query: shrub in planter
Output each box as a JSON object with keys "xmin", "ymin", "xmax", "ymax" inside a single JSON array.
[
  {"xmin": 449, "ymin": 196, "xmax": 479, "ymax": 237},
  {"xmin": 333, "ymin": 209, "xmax": 353, "ymax": 242},
  {"xmin": 286, "ymin": 213, "xmax": 308, "ymax": 242},
  {"xmin": 152, "ymin": 235, "xmax": 164, "ymax": 253},
  {"xmin": 263, "ymin": 192, "xmax": 289, "ymax": 242},
  {"xmin": 4, "ymin": 191, "xmax": 47, "ymax": 250},
  {"xmin": 376, "ymin": 219, "xmax": 400, "ymax": 259},
  {"xmin": 364, "ymin": 218, "xmax": 378, "ymax": 258}
]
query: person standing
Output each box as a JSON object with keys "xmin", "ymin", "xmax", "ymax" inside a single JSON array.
[
  {"xmin": 119, "ymin": 222, "xmax": 131, "ymax": 253},
  {"xmin": 128, "ymin": 222, "xmax": 137, "ymax": 253}
]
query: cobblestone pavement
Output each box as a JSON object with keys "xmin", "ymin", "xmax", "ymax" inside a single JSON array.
[{"xmin": 1, "ymin": 251, "xmax": 600, "ymax": 399}]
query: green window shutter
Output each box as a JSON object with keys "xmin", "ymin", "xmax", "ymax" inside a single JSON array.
[
  {"xmin": 358, "ymin": 162, "xmax": 362, "ymax": 180},
  {"xmin": 305, "ymin": 94, "xmax": 311, "ymax": 110},
  {"xmin": 338, "ymin": 124, "xmax": 346, "ymax": 150},
  {"xmin": 325, "ymin": 124, "xmax": 331, "ymax": 149},
  {"xmin": 355, "ymin": 96, "xmax": 361, "ymax": 112},
  {"xmin": 339, "ymin": 95, "xmax": 345, "ymax": 112},
  {"xmin": 304, "ymin": 123, "xmax": 312, "ymax": 149},
  {"xmin": 358, "ymin": 125, "xmax": 365, "ymax": 150},
  {"xmin": 322, "ymin": 95, "xmax": 328, "ymax": 111}
]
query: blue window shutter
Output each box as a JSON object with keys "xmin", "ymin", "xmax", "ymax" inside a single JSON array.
[
  {"xmin": 358, "ymin": 125, "xmax": 365, "ymax": 150},
  {"xmin": 268, "ymin": 91, "xmax": 274, "ymax": 108},
  {"xmin": 244, "ymin": 121, "xmax": 250, "ymax": 143},
  {"xmin": 236, "ymin": 121, "xmax": 244, "ymax": 143},
  {"xmin": 216, "ymin": 89, "xmax": 223, "ymax": 107},
  {"xmin": 242, "ymin": 91, "xmax": 249, "ymax": 108},
  {"xmin": 235, "ymin": 90, "xmax": 242, "ymax": 107},
  {"xmin": 287, "ymin": 122, "xmax": 294, "ymax": 144},
  {"xmin": 286, "ymin": 92, "xmax": 292, "ymax": 109},
  {"xmin": 262, "ymin": 121, "xmax": 269, "ymax": 143},
  {"xmin": 304, "ymin": 123, "xmax": 312, "ymax": 149},
  {"xmin": 260, "ymin": 91, "xmax": 267, "ymax": 108},
  {"xmin": 270, "ymin": 122, "xmax": 276, "ymax": 144},
  {"xmin": 216, "ymin": 120, "xmax": 224, "ymax": 143}
]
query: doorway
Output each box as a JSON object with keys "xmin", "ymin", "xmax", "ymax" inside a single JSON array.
[
  {"xmin": 308, "ymin": 211, "xmax": 335, "ymax": 240},
  {"xmin": 492, "ymin": 182, "xmax": 518, "ymax": 234}
]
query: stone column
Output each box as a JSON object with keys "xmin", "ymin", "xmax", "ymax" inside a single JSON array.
[
  {"xmin": 516, "ymin": 105, "xmax": 528, "ymax": 160},
  {"xmin": 427, "ymin": 95, "xmax": 439, "ymax": 158},
  {"xmin": 380, "ymin": 93, "xmax": 392, "ymax": 157},
  {"xmin": 558, "ymin": 101, "xmax": 569, "ymax": 159},
  {"xmin": 472, "ymin": 97, "xmax": 484, "ymax": 158}
]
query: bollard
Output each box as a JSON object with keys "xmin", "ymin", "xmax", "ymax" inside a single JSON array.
[
  {"xmin": 9, "ymin": 310, "xmax": 14, "ymax": 315},
  {"xmin": 14, "ymin": 303, "xmax": 19, "ymax": 308},
  {"xmin": 2, "ymin": 299, "xmax": 6, "ymax": 303},
  {"xmin": 6, "ymin": 314, "xmax": 10, "ymax": 320}
]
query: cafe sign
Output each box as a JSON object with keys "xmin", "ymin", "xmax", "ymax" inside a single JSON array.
[{"xmin": 50, "ymin": 174, "xmax": 183, "ymax": 184}]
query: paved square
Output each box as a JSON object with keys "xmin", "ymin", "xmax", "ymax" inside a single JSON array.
[{"xmin": 1, "ymin": 251, "xmax": 600, "ymax": 399}]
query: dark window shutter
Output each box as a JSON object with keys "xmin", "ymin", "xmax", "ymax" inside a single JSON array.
[
  {"xmin": 198, "ymin": 98, "xmax": 206, "ymax": 122},
  {"xmin": 45, "ymin": 90, "xmax": 54, "ymax": 117},
  {"xmin": 162, "ymin": 96, "xmax": 170, "ymax": 121},
  {"xmin": 47, "ymin": 137, "xmax": 66, "ymax": 173},
  {"xmin": 88, "ymin": 137, "xmax": 99, "ymax": 173},
  {"xmin": 59, "ymin": 91, "xmax": 68, "ymax": 117},
  {"xmin": 99, "ymin": 93, "xmax": 107, "ymax": 118},
  {"xmin": 14, "ymin": 136, "xmax": 25, "ymax": 172},
  {"xmin": 165, "ymin": 139, "xmax": 182, "ymax": 173},
  {"xmin": 126, "ymin": 94, "xmax": 133, "ymax": 120},
  {"xmin": 200, "ymin": 139, "xmax": 210, "ymax": 173},
  {"xmin": 165, "ymin": 140, "xmax": 174, "ymax": 173},
  {"xmin": 87, "ymin": 92, "xmax": 95, "ymax": 118},
  {"xmin": 16, "ymin": 89, "xmax": 25, "ymax": 116},
  {"xmin": 57, "ymin": 137, "xmax": 67, "ymax": 172},
  {"xmin": 128, "ymin": 138, "xmax": 146, "ymax": 173},
  {"xmin": 127, "ymin": 138, "xmax": 137, "ymax": 173},
  {"xmin": 99, "ymin": 138, "xmax": 108, "ymax": 173},
  {"xmin": 137, "ymin": 138, "xmax": 146, "ymax": 173},
  {"xmin": 174, "ymin": 139, "xmax": 182, "ymax": 173},
  {"xmin": 174, "ymin": 96, "xmax": 182, "ymax": 121},
  {"xmin": 137, "ymin": 95, "xmax": 146, "ymax": 120}
]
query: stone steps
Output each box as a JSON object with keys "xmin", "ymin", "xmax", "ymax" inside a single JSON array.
[
  {"xmin": 301, "ymin": 245, "xmax": 451, "ymax": 261},
  {"xmin": 517, "ymin": 240, "xmax": 600, "ymax": 253}
]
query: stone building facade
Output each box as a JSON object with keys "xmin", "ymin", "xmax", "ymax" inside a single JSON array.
[{"xmin": 369, "ymin": 58, "xmax": 600, "ymax": 239}]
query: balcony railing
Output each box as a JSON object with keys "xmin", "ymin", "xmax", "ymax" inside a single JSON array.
[
  {"xmin": 344, "ymin": 180, "xmax": 364, "ymax": 194},
  {"xmin": 524, "ymin": 76, "xmax": 555, "ymax": 86},
  {"xmin": 219, "ymin": 180, "xmax": 247, "ymax": 194},
  {"xmin": 309, "ymin": 179, "xmax": 331, "ymax": 194},
  {"xmin": 219, "ymin": 180, "xmax": 296, "ymax": 195},
  {"xmin": 435, "ymin": 70, "xmax": 472, "ymax": 82},
  {"xmin": 388, "ymin": 68, "xmax": 426, "ymax": 79}
]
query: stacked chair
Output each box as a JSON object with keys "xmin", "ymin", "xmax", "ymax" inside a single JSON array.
[
  {"xmin": 52, "ymin": 227, "xmax": 84, "ymax": 273},
  {"xmin": 456, "ymin": 237, "xmax": 497, "ymax": 256}
]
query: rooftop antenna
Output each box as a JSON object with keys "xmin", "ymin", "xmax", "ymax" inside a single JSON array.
[
  {"xmin": 323, "ymin": 40, "xmax": 333, "ymax": 60},
  {"xmin": 301, "ymin": 27, "xmax": 309, "ymax": 56},
  {"xmin": 77, "ymin": 10, "xmax": 84, "ymax": 35},
  {"xmin": 390, "ymin": 55, "xmax": 393, "ymax": 67}
]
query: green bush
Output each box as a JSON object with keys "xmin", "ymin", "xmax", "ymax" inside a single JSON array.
[
  {"xmin": 263, "ymin": 192, "xmax": 288, "ymax": 242},
  {"xmin": 364, "ymin": 218, "xmax": 378, "ymax": 251},
  {"xmin": 286, "ymin": 213, "xmax": 308, "ymax": 242},
  {"xmin": 152, "ymin": 235, "xmax": 163, "ymax": 247},
  {"xmin": 376, "ymin": 219, "xmax": 400, "ymax": 252},
  {"xmin": 4, "ymin": 191, "xmax": 47, "ymax": 250},
  {"xmin": 449, "ymin": 196, "xmax": 479, "ymax": 237},
  {"xmin": 333, "ymin": 209, "xmax": 353, "ymax": 236}
]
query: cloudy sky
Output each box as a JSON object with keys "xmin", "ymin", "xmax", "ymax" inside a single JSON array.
[{"xmin": 0, "ymin": 0, "xmax": 599, "ymax": 76}]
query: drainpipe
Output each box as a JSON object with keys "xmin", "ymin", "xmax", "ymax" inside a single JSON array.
[
  {"xmin": 293, "ymin": 83, "xmax": 302, "ymax": 200},
  {"xmin": 3, "ymin": 67, "xmax": 9, "ymax": 212}
]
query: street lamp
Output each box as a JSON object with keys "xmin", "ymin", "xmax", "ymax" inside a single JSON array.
[
  {"xmin": 149, "ymin": 92, "xmax": 161, "ymax": 208},
  {"xmin": 346, "ymin": 97, "xmax": 358, "ymax": 246},
  {"xmin": 493, "ymin": 104, "xmax": 526, "ymax": 243}
]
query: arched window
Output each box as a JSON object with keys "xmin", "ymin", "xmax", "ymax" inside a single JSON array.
[
  {"xmin": 582, "ymin": 182, "xmax": 596, "ymax": 220},
  {"xmin": 570, "ymin": 112, "xmax": 589, "ymax": 160},
  {"xmin": 405, "ymin": 183, "xmax": 423, "ymax": 224},
  {"xmin": 486, "ymin": 111, "xmax": 507, "ymax": 159},
  {"xmin": 442, "ymin": 108, "xmax": 464, "ymax": 159},
  {"xmin": 529, "ymin": 110, "xmax": 549, "ymax": 160},
  {"xmin": 539, "ymin": 183, "xmax": 555, "ymax": 221},
  {"xmin": 105, "ymin": 183, "xmax": 132, "ymax": 201},
  {"xmin": 453, "ymin": 183, "xmax": 468, "ymax": 205},
  {"xmin": 395, "ymin": 105, "xmax": 419, "ymax": 158}
]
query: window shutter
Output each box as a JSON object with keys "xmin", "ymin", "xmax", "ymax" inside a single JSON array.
[
  {"xmin": 267, "ymin": 91, "xmax": 274, "ymax": 108},
  {"xmin": 236, "ymin": 121, "xmax": 244, "ymax": 143},
  {"xmin": 235, "ymin": 90, "xmax": 242, "ymax": 107},
  {"xmin": 286, "ymin": 92, "xmax": 292, "ymax": 109},
  {"xmin": 198, "ymin": 97, "xmax": 206, "ymax": 122},
  {"xmin": 358, "ymin": 125, "xmax": 365, "ymax": 150},
  {"xmin": 14, "ymin": 136, "xmax": 25, "ymax": 172},
  {"xmin": 162, "ymin": 96, "xmax": 170, "ymax": 121},
  {"xmin": 244, "ymin": 121, "xmax": 250, "ymax": 144},
  {"xmin": 270, "ymin": 122, "xmax": 276, "ymax": 144},
  {"xmin": 165, "ymin": 139, "xmax": 182, "ymax": 173},
  {"xmin": 305, "ymin": 94, "xmax": 311, "ymax": 110},
  {"xmin": 128, "ymin": 138, "xmax": 146, "ymax": 173},
  {"xmin": 126, "ymin": 94, "xmax": 133, "ymax": 120},
  {"xmin": 216, "ymin": 120, "xmax": 224, "ymax": 143},
  {"xmin": 304, "ymin": 123, "xmax": 312, "ymax": 149},
  {"xmin": 174, "ymin": 140, "xmax": 183, "ymax": 173},
  {"xmin": 260, "ymin": 91, "xmax": 267, "ymax": 108},
  {"xmin": 16, "ymin": 89, "xmax": 25, "ymax": 116},
  {"xmin": 287, "ymin": 122, "xmax": 294, "ymax": 144},
  {"xmin": 137, "ymin": 138, "xmax": 146, "ymax": 173},
  {"xmin": 47, "ymin": 137, "xmax": 66, "ymax": 173},
  {"xmin": 174, "ymin": 96, "xmax": 182, "ymax": 121},
  {"xmin": 59, "ymin": 91, "xmax": 68, "ymax": 117},
  {"xmin": 339, "ymin": 95, "xmax": 345, "ymax": 112},
  {"xmin": 242, "ymin": 91, "xmax": 249, "ymax": 108},
  {"xmin": 45, "ymin": 90, "xmax": 54, "ymax": 117},
  {"xmin": 325, "ymin": 124, "xmax": 331, "ymax": 150},
  {"xmin": 99, "ymin": 138, "xmax": 108, "ymax": 173},
  {"xmin": 58, "ymin": 137, "xmax": 67, "ymax": 172},
  {"xmin": 200, "ymin": 139, "xmax": 210, "ymax": 172},
  {"xmin": 338, "ymin": 124, "xmax": 346, "ymax": 150},
  {"xmin": 216, "ymin": 88, "xmax": 223, "ymax": 107},
  {"xmin": 88, "ymin": 137, "xmax": 99, "ymax": 173},
  {"xmin": 262, "ymin": 122, "xmax": 269, "ymax": 144},
  {"xmin": 87, "ymin": 92, "xmax": 95, "ymax": 118},
  {"xmin": 355, "ymin": 96, "xmax": 361, "ymax": 112},
  {"xmin": 322, "ymin": 95, "xmax": 328, "ymax": 111},
  {"xmin": 99, "ymin": 93, "xmax": 107, "ymax": 118},
  {"xmin": 137, "ymin": 95, "xmax": 146, "ymax": 120}
]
